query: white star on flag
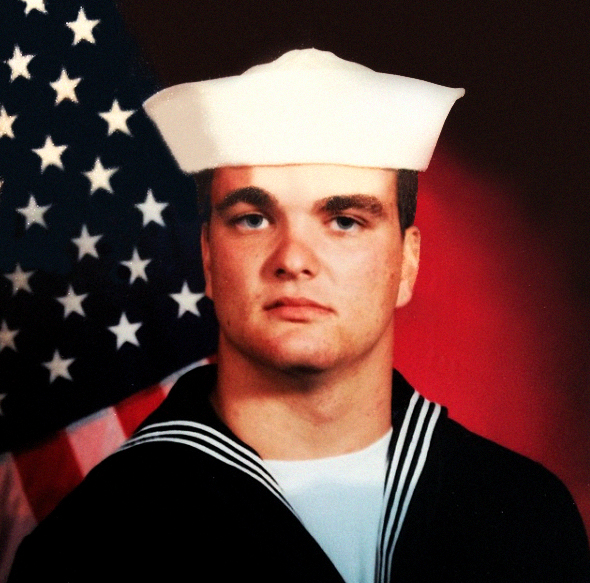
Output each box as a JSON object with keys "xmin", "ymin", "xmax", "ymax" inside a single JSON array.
[
  {"xmin": 50, "ymin": 68, "xmax": 81, "ymax": 105},
  {"xmin": 56, "ymin": 285, "xmax": 88, "ymax": 318},
  {"xmin": 83, "ymin": 157, "xmax": 118, "ymax": 194},
  {"xmin": 5, "ymin": 45, "xmax": 34, "ymax": 82},
  {"xmin": 135, "ymin": 189, "xmax": 168, "ymax": 227},
  {"xmin": 120, "ymin": 248, "xmax": 151, "ymax": 283},
  {"xmin": 170, "ymin": 282, "xmax": 205, "ymax": 317},
  {"xmin": 17, "ymin": 194, "xmax": 51, "ymax": 229},
  {"xmin": 4, "ymin": 264, "xmax": 34, "ymax": 295},
  {"xmin": 66, "ymin": 7, "xmax": 100, "ymax": 45},
  {"xmin": 0, "ymin": 106, "xmax": 17, "ymax": 139},
  {"xmin": 43, "ymin": 349, "xmax": 74, "ymax": 383},
  {"xmin": 20, "ymin": 0, "xmax": 46, "ymax": 15},
  {"xmin": 0, "ymin": 321, "xmax": 19, "ymax": 352},
  {"xmin": 99, "ymin": 99, "xmax": 135, "ymax": 135},
  {"xmin": 32, "ymin": 135, "xmax": 67, "ymax": 172},
  {"xmin": 108, "ymin": 313, "xmax": 142, "ymax": 349},
  {"xmin": 71, "ymin": 224, "xmax": 102, "ymax": 260}
]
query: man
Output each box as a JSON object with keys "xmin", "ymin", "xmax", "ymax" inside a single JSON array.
[{"xmin": 9, "ymin": 49, "xmax": 590, "ymax": 582}]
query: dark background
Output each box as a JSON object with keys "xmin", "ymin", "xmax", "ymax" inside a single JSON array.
[{"xmin": 114, "ymin": 0, "xmax": 590, "ymax": 530}]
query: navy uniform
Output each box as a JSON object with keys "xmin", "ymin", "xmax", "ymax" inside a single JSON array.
[{"xmin": 9, "ymin": 365, "xmax": 590, "ymax": 582}]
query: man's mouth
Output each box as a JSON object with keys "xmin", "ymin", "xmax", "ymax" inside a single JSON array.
[{"xmin": 264, "ymin": 297, "xmax": 333, "ymax": 319}]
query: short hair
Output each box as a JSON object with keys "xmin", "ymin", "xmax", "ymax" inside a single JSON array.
[
  {"xmin": 194, "ymin": 168, "xmax": 418, "ymax": 232},
  {"xmin": 396, "ymin": 169, "xmax": 418, "ymax": 232}
]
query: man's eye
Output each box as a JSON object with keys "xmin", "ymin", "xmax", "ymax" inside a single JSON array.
[
  {"xmin": 234, "ymin": 214, "xmax": 269, "ymax": 230},
  {"xmin": 331, "ymin": 216, "xmax": 361, "ymax": 231}
]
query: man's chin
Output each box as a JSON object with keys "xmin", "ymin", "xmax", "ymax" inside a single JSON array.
[
  {"xmin": 250, "ymin": 345, "xmax": 340, "ymax": 378},
  {"xmin": 222, "ymin": 331, "xmax": 345, "ymax": 376}
]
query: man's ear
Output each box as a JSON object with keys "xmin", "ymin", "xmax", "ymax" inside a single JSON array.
[
  {"xmin": 201, "ymin": 223, "xmax": 213, "ymax": 300},
  {"xmin": 396, "ymin": 226, "xmax": 420, "ymax": 308}
]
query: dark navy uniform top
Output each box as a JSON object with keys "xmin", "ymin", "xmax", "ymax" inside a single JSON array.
[{"xmin": 9, "ymin": 365, "xmax": 590, "ymax": 582}]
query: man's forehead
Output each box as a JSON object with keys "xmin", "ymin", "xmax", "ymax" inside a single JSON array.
[{"xmin": 211, "ymin": 164, "xmax": 398, "ymax": 200}]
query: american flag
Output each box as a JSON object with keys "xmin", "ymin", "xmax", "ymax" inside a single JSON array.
[{"xmin": 0, "ymin": 0, "xmax": 216, "ymax": 575}]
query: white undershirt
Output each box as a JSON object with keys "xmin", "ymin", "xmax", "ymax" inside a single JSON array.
[{"xmin": 263, "ymin": 429, "xmax": 392, "ymax": 583}]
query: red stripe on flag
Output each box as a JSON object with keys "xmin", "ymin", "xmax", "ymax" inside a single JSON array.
[
  {"xmin": 67, "ymin": 408, "xmax": 127, "ymax": 478},
  {"xmin": 13, "ymin": 430, "xmax": 84, "ymax": 523},
  {"xmin": 0, "ymin": 454, "xmax": 38, "ymax": 583},
  {"xmin": 115, "ymin": 384, "xmax": 168, "ymax": 438}
]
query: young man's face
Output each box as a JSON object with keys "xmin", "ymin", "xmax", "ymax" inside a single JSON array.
[{"xmin": 202, "ymin": 164, "xmax": 420, "ymax": 375}]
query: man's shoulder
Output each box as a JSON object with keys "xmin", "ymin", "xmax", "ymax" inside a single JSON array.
[
  {"xmin": 393, "ymin": 371, "xmax": 572, "ymax": 497},
  {"xmin": 395, "ymin": 390, "xmax": 590, "ymax": 581},
  {"xmin": 414, "ymin": 393, "xmax": 581, "ymax": 521},
  {"xmin": 433, "ymin": 413, "xmax": 558, "ymax": 487},
  {"xmin": 81, "ymin": 365, "xmax": 252, "ymax": 491}
]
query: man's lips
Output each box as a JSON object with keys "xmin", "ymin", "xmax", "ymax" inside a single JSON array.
[{"xmin": 264, "ymin": 297, "xmax": 333, "ymax": 315}]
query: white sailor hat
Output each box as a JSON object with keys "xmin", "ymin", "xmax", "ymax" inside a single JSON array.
[{"xmin": 144, "ymin": 48, "xmax": 464, "ymax": 173}]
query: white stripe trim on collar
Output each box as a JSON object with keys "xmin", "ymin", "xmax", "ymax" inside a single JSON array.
[
  {"xmin": 120, "ymin": 420, "xmax": 288, "ymax": 506},
  {"xmin": 376, "ymin": 391, "xmax": 441, "ymax": 583}
]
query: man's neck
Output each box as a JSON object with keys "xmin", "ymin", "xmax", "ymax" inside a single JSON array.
[{"xmin": 211, "ymin": 342, "xmax": 393, "ymax": 460}]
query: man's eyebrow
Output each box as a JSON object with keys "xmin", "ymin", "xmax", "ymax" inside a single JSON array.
[
  {"xmin": 316, "ymin": 195, "xmax": 385, "ymax": 217},
  {"xmin": 214, "ymin": 187, "xmax": 276, "ymax": 214}
]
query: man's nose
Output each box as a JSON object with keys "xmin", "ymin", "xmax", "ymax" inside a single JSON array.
[{"xmin": 266, "ymin": 224, "xmax": 320, "ymax": 280}]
